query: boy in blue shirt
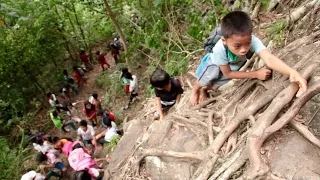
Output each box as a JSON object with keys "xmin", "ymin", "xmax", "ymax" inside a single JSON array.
[{"xmin": 190, "ymin": 11, "xmax": 307, "ymax": 105}]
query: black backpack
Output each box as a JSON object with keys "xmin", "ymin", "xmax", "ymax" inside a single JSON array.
[{"xmin": 203, "ymin": 25, "xmax": 254, "ymax": 59}]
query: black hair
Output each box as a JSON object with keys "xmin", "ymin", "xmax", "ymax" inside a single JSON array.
[
  {"xmin": 73, "ymin": 66, "xmax": 82, "ymax": 75},
  {"xmin": 73, "ymin": 170, "xmax": 91, "ymax": 180},
  {"xmin": 121, "ymin": 67, "xmax": 128, "ymax": 74},
  {"xmin": 121, "ymin": 68, "xmax": 129, "ymax": 79},
  {"xmin": 92, "ymin": 93, "xmax": 98, "ymax": 99},
  {"xmin": 97, "ymin": 109, "xmax": 104, "ymax": 116},
  {"xmin": 221, "ymin": 11, "xmax": 253, "ymax": 38},
  {"xmin": 46, "ymin": 92, "xmax": 52, "ymax": 98},
  {"xmin": 123, "ymin": 72, "xmax": 133, "ymax": 80},
  {"xmin": 35, "ymin": 138, "xmax": 44, "ymax": 145},
  {"xmin": 51, "ymin": 136, "xmax": 60, "ymax": 144},
  {"xmin": 80, "ymin": 50, "xmax": 85, "ymax": 54},
  {"xmin": 150, "ymin": 68, "xmax": 170, "ymax": 88},
  {"xmin": 52, "ymin": 110, "xmax": 58, "ymax": 117},
  {"xmin": 102, "ymin": 115, "xmax": 112, "ymax": 128},
  {"xmin": 84, "ymin": 101, "xmax": 95, "ymax": 115},
  {"xmin": 63, "ymin": 70, "xmax": 68, "ymax": 76},
  {"xmin": 79, "ymin": 120, "xmax": 88, "ymax": 127},
  {"xmin": 96, "ymin": 51, "xmax": 100, "ymax": 55},
  {"xmin": 46, "ymin": 136, "xmax": 54, "ymax": 144},
  {"xmin": 36, "ymin": 153, "xmax": 47, "ymax": 163}
]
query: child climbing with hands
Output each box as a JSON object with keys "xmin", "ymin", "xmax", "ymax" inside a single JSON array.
[
  {"xmin": 190, "ymin": 11, "xmax": 307, "ymax": 106},
  {"xmin": 150, "ymin": 68, "xmax": 184, "ymax": 120}
]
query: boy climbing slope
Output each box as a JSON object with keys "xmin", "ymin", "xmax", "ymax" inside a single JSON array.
[{"xmin": 190, "ymin": 11, "xmax": 307, "ymax": 106}]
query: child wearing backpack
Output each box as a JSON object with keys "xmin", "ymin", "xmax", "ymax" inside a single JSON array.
[
  {"xmin": 150, "ymin": 68, "xmax": 184, "ymax": 120},
  {"xmin": 46, "ymin": 92, "xmax": 67, "ymax": 112},
  {"xmin": 63, "ymin": 70, "xmax": 78, "ymax": 95},
  {"xmin": 123, "ymin": 72, "xmax": 139, "ymax": 109},
  {"xmin": 96, "ymin": 51, "xmax": 110, "ymax": 71},
  {"xmin": 80, "ymin": 50, "xmax": 93, "ymax": 71},
  {"xmin": 73, "ymin": 66, "xmax": 88, "ymax": 88},
  {"xmin": 66, "ymin": 101, "xmax": 83, "ymax": 123},
  {"xmin": 190, "ymin": 11, "xmax": 307, "ymax": 106},
  {"xmin": 89, "ymin": 92, "xmax": 102, "ymax": 111},
  {"xmin": 120, "ymin": 67, "xmax": 131, "ymax": 94},
  {"xmin": 49, "ymin": 110, "xmax": 77, "ymax": 133}
]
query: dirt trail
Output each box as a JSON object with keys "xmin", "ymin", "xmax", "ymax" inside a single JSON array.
[{"xmin": 50, "ymin": 53, "xmax": 123, "ymax": 138}]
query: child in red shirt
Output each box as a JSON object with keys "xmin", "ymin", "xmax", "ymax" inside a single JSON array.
[
  {"xmin": 80, "ymin": 50, "xmax": 93, "ymax": 71},
  {"xmin": 96, "ymin": 51, "xmax": 110, "ymax": 71},
  {"xmin": 73, "ymin": 66, "xmax": 88, "ymax": 88},
  {"xmin": 83, "ymin": 101, "xmax": 98, "ymax": 126}
]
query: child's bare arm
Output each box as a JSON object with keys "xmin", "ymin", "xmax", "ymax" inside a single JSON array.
[
  {"xmin": 258, "ymin": 49, "xmax": 307, "ymax": 95},
  {"xmin": 176, "ymin": 94, "xmax": 182, "ymax": 105},
  {"xmin": 220, "ymin": 65, "xmax": 271, "ymax": 80},
  {"xmin": 155, "ymin": 97, "xmax": 164, "ymax": 120}
]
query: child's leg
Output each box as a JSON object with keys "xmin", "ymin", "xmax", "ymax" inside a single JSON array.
[
  {"xmin": 54, "ymin": 162, "xmax": 67, "ymax": 178},
  {"xmin": 63, "ymin": 120, "xmax": 77, "ymax": 131},
  {"xmin": 192, "ymin": 64, "xmax": 220, "ymax": 105},
  {"xmin": 46, "ymin": 170, "xmax": 61, "ymax": 179},
  {"xmin": 199, "ymin": 84, "xmax": 214, "ymax": 102},
  {"xmin": 100, "ymin": 63, "xmax": 105, "ymax": 71}
]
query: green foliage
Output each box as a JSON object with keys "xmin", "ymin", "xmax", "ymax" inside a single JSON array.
[
  {"xmin": 0, "ymin": 136, "xmax": 30, "ymax": 180},
  {"xmin": 104, "ymin": 135, "xmax": 120, "ymax": 153},
  {"xmin": 267, "ymin": 20, "xmax": 286, "ymax": 46},
  {"xmin": 261, "ymin": 0, "xmax": 271, "ymax": 9},
  {"xmin": 164, "ymin": 56, "xmax": 189, "ymax": 76},
  {"xmin": 95, "ymin": 68, "xmax": 125, "ymax": 106}
]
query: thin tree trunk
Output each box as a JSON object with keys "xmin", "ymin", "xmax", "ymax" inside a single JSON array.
[
  {"xmin": 211, "ymin": 0, "xmax": 219, "ymax": 26},
  {"xmin": 71, "ymin": 2, "xmax": 89, "ymax": 51},
  {"xmin": 21, "ymin": 65, "xmax": 46, "ymax": 96},
  {"xmin": 55, "ymin": 5, "xmax": 75, "ymax": 61},
  {"xmin": 103, "ymin": 0, "xmax": 131, "ymax": 69}
]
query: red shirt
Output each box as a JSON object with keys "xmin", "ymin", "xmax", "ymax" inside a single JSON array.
[
  {"xmin": 73, "ymin": 71, "xmax": 81, "ymax": 80},
  {"xmin": 98, "ymin": 54, "xmax": 106, "ymax": 64},
  {"xmin": 80, "ymin": 53, "xmax": 89, "ymax": 63}
]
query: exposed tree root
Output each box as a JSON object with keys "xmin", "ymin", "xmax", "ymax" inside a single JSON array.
[
  {"xmin": 217, "ymin": 150, "xmax": 248, "ymax": 180},
  {"xmin": 290, "ymin": 121, "xmax": 320, "ymax": 148},
  {"xmin": 245, "ymin": 64, "xmax": 318, "ymax": 179},
  {"xmin": 193, "ymin": 97, "xmax": 219, "ymax": 110},
  {"xmin": 225, "ymin": 132, "xmax": 238, "ymax": 155},
  {"xmin": 207, "ymin": 110, "xmax": 215, "ymax": 144},
  {"xmin": 192, "ymin": 156, "xmax": 218, "ymax": 180},
  {"xmin": 288, "ymin": 0, "xmax": 319, "ymax": 24}
]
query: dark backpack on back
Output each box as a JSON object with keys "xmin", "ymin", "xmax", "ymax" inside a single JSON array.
[{"xmin": 203, "ymin": 25, "xmax": 254, "ymax": 59}]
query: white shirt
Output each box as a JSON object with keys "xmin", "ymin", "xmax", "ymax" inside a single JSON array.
[
  {"xmin": 46, "ymin": 152, "xmax": 62, "ymax": 164},
  {"xmin": 129, "ymin": 75, "xmax": 138, "ymax": 93},
  {"xmin": 104, "ymin": 121, "xmax": 119, "ymax": 142},
  {"xmin": 89, "ymin": 96, "xmax": 94, "ymax": 104},
  {"xmin": 33, "ymin": 141, "xmax": 53, "ymax": 154},
  {"xmin": 67, "ymin": 105, "xmax": 78, "ymax": 117},
  {"xmin": 48, "ymin": 94, "xmax": 57, "ymax": 107},
  {"xmin": 21, "ymin": 171, "xmax": 45, "ymax": 180},
  {"xmin": 77, "ymin": 125, "xmax": 95, "ymax": 141}
]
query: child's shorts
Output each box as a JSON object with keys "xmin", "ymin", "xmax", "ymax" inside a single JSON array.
[
  {"xmin": 196, "ymin": 54, "xmax": 230, "ymax": 87},
  {"xmin": 55, "ymin": 162, "xmax": 65, "ymax": 171}
]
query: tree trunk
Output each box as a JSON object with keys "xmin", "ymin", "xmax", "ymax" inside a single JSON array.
[
  {"xmin": 103, "ymin": 0, "xmax": 131, "ymax": 69},
  {"xmin": 71, "ymin": 2, "xmax": 89, "ymax": 51}
]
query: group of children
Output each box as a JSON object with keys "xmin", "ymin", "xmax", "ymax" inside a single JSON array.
[
  {"xmin": 22, "ymin": 10, "xmax": 309, "ymax": 180},
  {"xmin": 21, "ymin": 47, "xmax": 125, "ymax": 180},
  {"xmin": 24, "ymin": 90, "xmax": 121, "ymax": 180}
]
